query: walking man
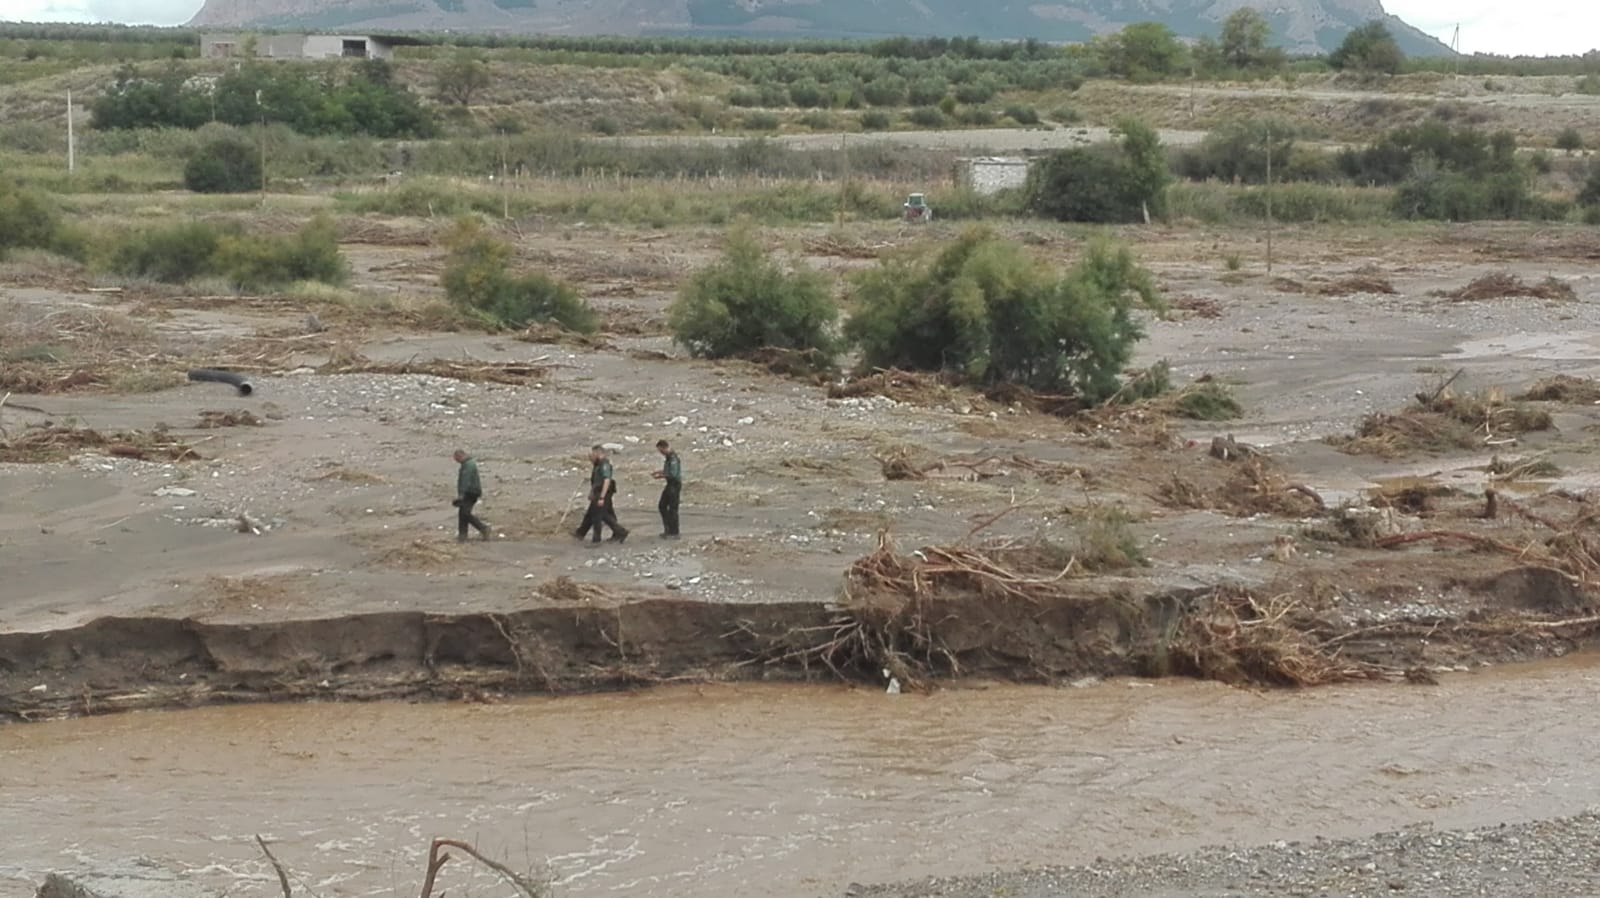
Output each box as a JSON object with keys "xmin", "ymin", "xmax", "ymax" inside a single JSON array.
[
  {"xmin": 452, "ymin": 449, "xmax": 490, "ymax": 542},
  {"xmin": 574, "ymin": 444, "xmax": 628, "ymax": 545},
  {"xmin": 652, "ymin": 439, "xmax": 682, "ymax": 539}
]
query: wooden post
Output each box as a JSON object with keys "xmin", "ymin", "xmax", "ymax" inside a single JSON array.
[
  {"xmin": 66, "ymin": 89, "xmax": 75, "ymax": 174},
  {"xmin": 1265, "ymin": 122, "xmax": 1274, "ymax": 274}
]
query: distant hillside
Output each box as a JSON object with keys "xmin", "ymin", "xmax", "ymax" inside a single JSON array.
[{"xmin": 187, "ymin": 0, "xmax": 1454, "ymax": 57}]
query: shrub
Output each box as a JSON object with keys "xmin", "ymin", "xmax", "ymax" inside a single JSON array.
[
  {"xmin": 845, "ymin": 229, "xmax": 1160, "ymax": 401},
  {"xmin": 907, "ymin": 107, "xmax": 945, "ymax": 127},
  {"xmin": 441, "ymin": 219, "xmax": 596, "ymax": 332},
  {"xmin": 860, "ymin": 110, "xmax": 892, "ymax": 131},
  {"xmin": 591, "ymin": 115, "xmax": 622, "ymax": 135},
  {"xmin": 1028, "ymin": 118, "xmax": 1170, "ymax": 223},
  {"xmin": 109, "ymin": 221, "xmax": 229, "ymax": 282},
  {"xmin": 1555, "ymin": 127, "xmax": 1585, "ymax": 153},
  {"xmin": 799, "ymin": 110, "xmax": 835, "ymax": 131},
  {"xmin": 184, "ymin": 137, "xmax": 261, "ymax": 194},
  {"xmin": 215, "ymin": 216, "xmax": 348, "ymax": 291},
  {"xmin": 1579, "ymin": 74, "xmax": 1600, "ymax": 96},
  {"xmin": 0, "ymin": 178, "xmax": 64, "ymax": 257},
  {"xmin": 1174, "ymin": 119, "xmax": 1298, "ymax": 184},
  {"xmin": 955, "ymin": 107, "xmax": 996, "ymax": 126},
  {"xmin": 1004, "ymin": 104, "xmax": 1040, "ymax": 125},
  {"xmin": 669, "ymin": 230, "xmax": 838, "ymax": 361},
  {"xmin": 1051, "ymin": 105, "xmax": 1083, "ymax": 124},
  {"xmin": 743, "ymin": 111, "xmax": 781, "ymax": 131},
  {"xmin": 1576, "ymin": 161, "xmax": 1600, "ymax": 207}
]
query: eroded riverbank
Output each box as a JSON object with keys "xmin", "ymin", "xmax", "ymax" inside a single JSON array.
[{"xmin": 6, "ymin": 659, "xmax": 1600, "ymax": 898}]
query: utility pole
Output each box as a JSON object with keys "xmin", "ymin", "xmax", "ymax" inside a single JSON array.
[
  {"xmin": 66, "ymin": 89, "xmax": 75, "ymax": 175},
  {"xmin": 256, "ymin": 89, "xmax": 267, "ymax": 205},
  {"xmin": 1265, "ymin": 122, "xmax": 1274, "ymax": 274}
]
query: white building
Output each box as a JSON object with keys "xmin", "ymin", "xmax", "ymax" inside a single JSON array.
[
  {"xmin": 200, "ymin": 33, "xmax": 399, "ymax": 61},
  {"xmin": 958, "ymin": 156, "xmax": 1032, "ymax": 195}
]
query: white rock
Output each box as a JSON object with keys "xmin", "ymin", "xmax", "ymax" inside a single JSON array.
[
  {"xmin": 737, "ymin": 416, "xmax": 755, "ymax": 425},
  {"xmin": 154, "ymin": 487, "xmax": 197, "ymax": 498}
]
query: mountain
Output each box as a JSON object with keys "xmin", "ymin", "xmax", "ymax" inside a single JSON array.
[{"xmin": 187, "ymin": 0, "xmax": 1454, "ymax": 57}]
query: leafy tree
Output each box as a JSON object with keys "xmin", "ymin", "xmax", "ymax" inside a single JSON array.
[
  {"xmin": 1027, "ymin": 118, "xmax": 1170, "ymax": 222},
  {"xmin": 1175, "ymin": 119, "xmax": 1297, "ymax": 183},
  {"xmin": 1218, "ymin": 8, "xmax": 1286, "ymax": 71},
  {"xmin": 844, "ymin": 229, "xmax": 1161, "ymax": 401},
  {"xmin": 669, "ymin": 230, "xmax": 838, "ymax": 361},
  {"xmin": 1098, "ymin": 22, "xmax": 1187, "ymax": 82},
  {"xmin": 436, "ymin": 54, "xmax": 491, "ymax": 106},
  {"xmin": 1329, "ymin": 21, "xmax": 1404, "ymax": 75},
  {"xmin": 441, "ymin": 219, "xmax": 597, "ymax": 332},
  {"xmin": 183, "ymin": 137, "xmax": 262, "ymax": 194}
]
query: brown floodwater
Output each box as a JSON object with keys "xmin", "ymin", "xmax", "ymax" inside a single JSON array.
[{"xmin": 4, "ymin": 658, "xmax": 1600, "ymax": 898}]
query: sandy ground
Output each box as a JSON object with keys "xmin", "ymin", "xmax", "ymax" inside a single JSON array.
[{"xmin": 5, "ymin": 220, "xmax": 1600, "ymax": 644}]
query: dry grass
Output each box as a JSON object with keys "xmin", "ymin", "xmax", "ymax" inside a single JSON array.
[{"xmin": 1334, "ymin": 386, "xmax": 1552, "ymax": 457}]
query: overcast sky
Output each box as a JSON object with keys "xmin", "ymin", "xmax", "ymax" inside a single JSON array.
[{"xmin": 3, "ymin": 0, "xmax": 1596, "ymax": 57}]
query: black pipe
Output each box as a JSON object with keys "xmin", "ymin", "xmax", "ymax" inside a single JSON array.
[{"xmin": 187, "ymin": 368, "xmax": 254, "ymax": 397}]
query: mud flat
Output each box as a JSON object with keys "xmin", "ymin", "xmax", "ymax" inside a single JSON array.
[{"xmin": 6, "ymin": 223, "xmax": 1600, "ymax": 721}]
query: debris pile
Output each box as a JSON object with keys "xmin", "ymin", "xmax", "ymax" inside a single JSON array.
[
  {"xmin": 1438, "ymin": 272, "xmax": 1576, "ymax": 302},
  {"xmin": 0, "ymin": 424, "xmax": 200, "ymax": 464}
]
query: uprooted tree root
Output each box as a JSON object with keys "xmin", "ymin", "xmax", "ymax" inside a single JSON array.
[
  {"xmin": 0, "ymin": 423, "xmax": 200, "ymax": 464},
  {"xmin": 1333, "ymin": 384, "xmax": 1552, "ymax": 457},
  {"xmin": 769, "ymin": 534, "xmax": 1389, "ymax": 691},
  {"xmin": 1437, "ymin": 272, "xmax": 1577, "ymax": 302},
  {"xmin": 1158, "ymin": 455, "xmax": 1325, "ymax": 518},
  {"xmin": 1375, "ymin": 493, "xmax": 1600, "ymax": 584}
]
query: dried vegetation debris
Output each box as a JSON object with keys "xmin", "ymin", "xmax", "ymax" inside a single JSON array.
[
  {"xmin": 1436, "ymin": 272, "xmax": 1577, "ymax": 302},
  {"xmin": 0, "ymin": 423, "xmax": 201, "ymax": 464},
  {"xmin": 1334, "ymin": 383, "xmax": 1552, "ymax": 457},
  {"xmin": 1518, "ymin": 374, "xmax": 1600, "ymax": 404}
]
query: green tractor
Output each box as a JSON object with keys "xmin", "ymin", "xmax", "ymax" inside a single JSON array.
[{"xmin": 901, "ymin": 192, "xmax": 933, "ymax": 223}]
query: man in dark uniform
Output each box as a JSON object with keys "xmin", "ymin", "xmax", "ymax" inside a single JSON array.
[
  {"xmin": 574, "ymin": 444, "xmax": 628, "ymax": 545},
  {"xmin": 452, "ymin": 449, "xmax": 491, "ymax": 542},
  {"xmin": 652, "ymin": 439, "xmax": 682, "ymax": 539}
]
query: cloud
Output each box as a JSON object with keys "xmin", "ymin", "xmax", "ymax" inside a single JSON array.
[
  {"xmin": 1385, "ymin": 0, "xmax": 1600, "ymax": 56},
  {"xmin": 4, "ymin": 0, "xmax": 202, "ymax": 27}
]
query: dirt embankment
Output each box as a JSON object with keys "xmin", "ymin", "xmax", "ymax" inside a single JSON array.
[{"xmin": 6, "ymin": 563, "xmax": 1597, "ymax": 722}]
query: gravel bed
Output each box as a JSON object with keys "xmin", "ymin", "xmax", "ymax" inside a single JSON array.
[{"xmin": 849, "ymin": 813, "xmax": 1600, "ymax": 898}]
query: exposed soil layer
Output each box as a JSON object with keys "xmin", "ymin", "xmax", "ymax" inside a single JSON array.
[{"xmin": 5, "ymin": 573, "xmax": 1599, "ymax": 722}]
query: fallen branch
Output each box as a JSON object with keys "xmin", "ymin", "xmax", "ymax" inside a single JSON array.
[
  {"xmin": 419, "ymin": 838, "xmax": 545, "ymax": 898},
  {"xmin": 255, "ymin": 835, "xmax": 293, "ymax": 898}
]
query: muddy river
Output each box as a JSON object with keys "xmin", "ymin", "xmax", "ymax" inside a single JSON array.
[{"xmin": 4, "ymin": 659, "xmax": 1599, "ymax": 898}]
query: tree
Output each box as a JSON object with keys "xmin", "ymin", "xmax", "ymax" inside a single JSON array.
[
  {"xmin": 1027, "ymin": 118, "xmax": 1171, "ymax": 223},
  {"xmin": 670, "ymin": 230, "xmax": 838, "ymax": 362},
  {"xmin": 1218, "ymin": 8, "xmax": 1285, "ymax": 71},
  {"xmin": 1329, "ymin": 21, "xmax": 1404, "ymax": 75},
  {"xmin": 1555, "ymin": 127, "xmax": 1586, "ymax": 154},
  {"xmin": 441, "ymin": 219, "xmax": 596, "ymax": 332},
  {"xmin": 184, "ymin": 137, "xmax": 262, "ymax": 194},
  {"xmin": 1098, "ymin": 22, "xmax": 1187, "ymax": 82},
  {"xmin": 436, "ymin": 55, "xmax": 491, "ymax": 106},
  {"xmin": 844, "ymin": 229, "xmax": 1161, "ymax": 401}
]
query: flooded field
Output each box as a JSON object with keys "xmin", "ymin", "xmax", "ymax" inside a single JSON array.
[{"xmin": 6, "ymin": 658, "xmax": 1600, "ymax": 898}]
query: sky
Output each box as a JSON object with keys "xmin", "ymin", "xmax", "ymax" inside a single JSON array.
[{"xmin": 3, "ymin": 0, "xmax": 1597, "ymax": 57}]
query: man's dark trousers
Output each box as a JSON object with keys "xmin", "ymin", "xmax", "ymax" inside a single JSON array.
[
  {"xmin": 658, "ymin": 481, "xmax": 681, "ymax": 536},
  {"xmin": 575, "ymin": 492, "xmax": 622, "ymax": 542},
  {"xmin": 458, "ymin": 492, "xmax": 488, "ymax": 540}
]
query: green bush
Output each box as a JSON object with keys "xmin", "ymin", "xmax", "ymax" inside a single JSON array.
[
  {"xmin": 860, "ymin": 110, "xmax": 892, "ymax": 131},
  {"xmin": 1555, "ymin": 127, "xmax": 1585, "ymax": 153},
  {"xmin": 216, "ymin": 216, "xmax": 347, "ymax": 291},
  {"xmin": 955, "ymin": 107, "xmax": 997, "ymax": 126},
  {"xmin": 1173, "ymin": 119, "xmax": 1299, "ymax": 184},
  {"xmin": 743, "ymin": 111, "xmax": 781, "ymax": 131},
  {"xmin": 1579, "ymin": 74, "xmax": 1600, "ymax": 96},
  {"xmin": 441, "ymin": 219, "xmax": 596, "ymax": 332},
  {"xmin": 1028, "ymin": 118, "xmax": 1170, "ymax": 223},
  {"xmin": 799, "ymin": 110, "xmax": 835, "ymax": 131},
  {"xmin": 109, "ymin": 220, "xmax": 229, "ymax": 282},
  {"xmin": 1578, "ymin": 161, "xmax": 1600, "ymax": 207},
  {"xmin": 1004, "ymin": 104, "xmax": 1040, "ymax": 125},
  {"xmin": 907, "ymin": 107, "xmax": 946, "ymax": 127},
  {"xmin": 0, "ymin": 178, "xmax": 64, "ymax": 257},
  {"xmin": 184, "ymin": 137, "xmax": 261, "ymax": 194},
  {"xmin": 845, "ymin": 229, "xmax": 1160, "ymax": 400},
  {"xmin": 669, "ymin": 230, "xmax": 838, "ymax": 361}
]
